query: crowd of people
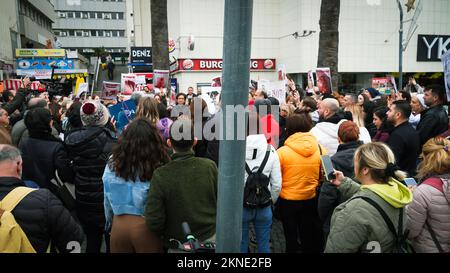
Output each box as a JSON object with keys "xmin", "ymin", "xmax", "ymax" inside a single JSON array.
[{"xmin": 0, "ymin": 74, "xmax": 449, "ymax": 253}]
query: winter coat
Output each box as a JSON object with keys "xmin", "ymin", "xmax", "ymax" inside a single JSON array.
[
  {"xmin": 245, "ymin": 134, "xmax": 282, "ymax": 204},
  {"xmin": 386, "ymin": 121, "xmax": 420, "ymax": 177},
  {"xmin": 11, "ymin": 119, "xmax": 59, "ymax": 147},
  {"xmin": 373, "ymin": 130, "xmax": 390, "ymax": 143},
  {"xmin": 19, "ymin": 137, "xmax": 74, "ymax": 195},
  {"xmin": 325, "ymin": 178, "xmax": 413, "ymax": 253},
  {"xmin": 2, "ymin": 89, "xmax": 26, "ymax": 115},
  {"xmin": 0, "ymin": 126, "xmax": 12, "ymax": 145},
  {"xmin": 0, "ymin": 177, "xmax": 84, "ymax": 253},
  {"xmin": 64, "ymin": 126, "xmax": 117, "ymax": 227},
  {"xmin": 407, "ymin": 176, "xmax": 450, "ymax": 253},
  {"xmin": 417, "ymin": 105, "xmax": 449, "ymax": 146},
  {"xmin": 145, "ymin": 151, "xmax": 218, "ymax": 245},
  {"xmin": 318, "ymin": 141, "xmax": 362, "ymax": 234},
  {"xmin": 277, "ymin": 132, "xmax": 326, "ymax": 201},
  {"xmin": 311, "ymin": 119, "xmax": 371, "ymax": 156}
]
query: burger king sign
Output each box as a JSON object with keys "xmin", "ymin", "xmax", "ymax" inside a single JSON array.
[{"xmin": 176, "ymin": 59, "xmax": 276, "ymax": 72}]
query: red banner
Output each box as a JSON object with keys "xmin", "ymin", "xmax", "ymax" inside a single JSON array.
[{"xmin": 175, "ymin": 59, "xmax": 276, "ymax": 72}]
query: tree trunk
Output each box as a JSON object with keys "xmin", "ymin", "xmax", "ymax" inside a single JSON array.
[
  {"xmin": 151, "ymin": 0, "xmax": 169, "ymax": 71},
  {"xmin": 317, "ymin": 0, "xmax": 340, "ymax": 92}
]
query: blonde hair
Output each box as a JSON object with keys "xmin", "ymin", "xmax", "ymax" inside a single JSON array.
[
  {"xmin": 354, "ymin": 142, "xmax": 407, "ymax": 183},
  {"xmin": 136, "ymin": 97, "xmax": 159, "ymax": 126},
  {"xmin": 347, "ymin": 105, "xmax": 365, "ymax": 128},
  {"xmin": 281, "ymin": 103, "xmax": 295, "ymax": 117},
  {"xmin": 417, "ymin": 137, "xmax": 450, "ymax": 180}
]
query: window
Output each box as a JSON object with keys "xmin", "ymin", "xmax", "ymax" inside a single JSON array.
[
  {"xmin": 111, "ymin": 30, "xmax": 118, "ymax": 37},
  {"xmin": 118, "ymin": 13, "xmax": 124, "ymax": 20},
  {"xmin": 69, "ymin": 30, "xmax": 75, "ymax": 36},
  {"xmin": 59, "ymin": 12, "xmax": 66, "ymax": 18},
  {"xmin": 98, "ymin": 31, "xmax": 104, "ymax": 37},
  {"xmin": 60, "ymin": 31, "xmax": 68, "ymax": 37},
  {"xmin": 75, "ymin": 12, "xmax": 81, "ymax": 19},
  {"xmin": 83, "ymin": 31, "xmax": 90, "ymax": 37},
  {"xmin": 118, "ymin": 30, "xmax": 125, "ymax": 37},
  {"xmin": 89, "ymin": 12, "xmax": 96, "ymax": 19},
  {"xmin": 103, "ymin": 13, "xmax": 112, "ymax": 19},
  {"xmin": 67, "ymin": 12, "xmax": 74, "ymax": 18},
  {"xmin": 97, "ymin": 12, "xmax": 103, "ymax": 18},
  {"xmin": 75, "ymin": 31, "xmax": 83, "ymax": 37},
  {"xmin": 91, "ymin": 30, "xmax": 97, "ymax": 37},
  {"xmin": 83, "ymin": 12, "xmax": 89, "ymax": 19},
  {"xmin": 105, "ymin": 31, "xmax": 111, "ymax": 37}
]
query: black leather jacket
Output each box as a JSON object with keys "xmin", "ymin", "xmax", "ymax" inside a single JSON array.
[{"xmin": 417, "ymin": 104, "xmax": 449, "ymax": 146}]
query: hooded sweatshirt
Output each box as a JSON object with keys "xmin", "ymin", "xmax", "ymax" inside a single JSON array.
[
  {"xmin": 245, "ymin": 134, "xmax": 282, "ymax": 204},
  {"xmin": 277, "ymin": 132, "xmax": 326, "ymax": 200},
  {"xmin": 311, "ymin": 119, "xmax": 372, "ymax": 156},
  {"xmin": 325, "ymin": 177, "xmax": 413, "ymax": 253}
]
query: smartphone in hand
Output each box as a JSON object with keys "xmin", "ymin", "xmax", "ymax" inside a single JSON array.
[
  {"xmin": 321, "ymin": 155, "xmax": 336, "ymax": 181},
  {"xmin": 404, "ymin": 178, "xmax": 417, "ymax": 187}
]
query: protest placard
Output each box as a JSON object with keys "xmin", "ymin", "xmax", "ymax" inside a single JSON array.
[
  {"xmin": 108, "ymin": 99, "xmax": 136, "ymax": 133},
  {"xmin": 101, "ymin": 81, "xmax": 121, "ymax": 100}
]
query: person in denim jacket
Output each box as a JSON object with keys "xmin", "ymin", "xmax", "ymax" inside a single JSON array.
[{"xmin": 103, "ymin": 118, "xmax": 170, "ymax": 253}]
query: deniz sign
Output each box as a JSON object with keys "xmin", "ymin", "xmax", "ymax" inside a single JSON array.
[
  {"xmin": 130, "ymin": 47, "xmax": 152, "ymax": 64},
  {"xmin": 417, "ymin": 35, "xmax": 450, "ymax": 62}
]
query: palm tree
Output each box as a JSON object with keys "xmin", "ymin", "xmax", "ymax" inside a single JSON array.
[
  {"xmin": 317, "ymin": 0, "xmax": 341, "ymax": 92},
  {"xmin": 151, "ymin": 0, "xmax": 169, "ymax": 71}
]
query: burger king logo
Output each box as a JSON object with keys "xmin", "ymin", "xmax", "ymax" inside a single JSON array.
[
  {"xmin": 264, "ymin": 59, "xmax": 274, "ymax": 70},
  {"xmin": 183, "ymin": 59, "xmax": 194, "ymax": 70}
]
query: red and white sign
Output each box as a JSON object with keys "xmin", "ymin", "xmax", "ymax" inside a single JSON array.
[
  {"xmin": 2, "ymin": 80, "xmax": 41, "ymax": 91},
  {"xmin": 173, "ymin": 59, "xmax": 276, "ymax": 72},
  {"xmin": 101, "ymin": 81, "xmax": 121, "ymax": 100},
  {"xmin": 121, "ymin": 73, "xmax": 154, "ymax": 95}
]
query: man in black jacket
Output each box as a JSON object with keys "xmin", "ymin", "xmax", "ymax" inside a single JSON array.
[
  {"xmin": 386, "ymin": 100, "xmax": 420, "ymax": 177},
  {"xmin": 416, "ymin": 85, "xmax": 449, "ymax": 147},
  {"xmin": 0, "ymin": 144, "xmax": 84, "ymax": 253}
]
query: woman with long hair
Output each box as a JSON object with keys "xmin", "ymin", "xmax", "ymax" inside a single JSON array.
[
  {"xmin": 136, "ymin": 97, "xmax": 159, "ymax": 126},
  {"xmin": 103, "ymin": 118, "xmax": 170, "ymax": 253},
  {"xmin": 372, "ymin": 107, "xmax": 393, "ymax": 143},
  {"xmin": 346, "ymin": 105, "xmax": 365, "ymax": 128},
  {"xmin": 325, "ymin": 143, "xmax": 413, "ymax": 253},
  {"xmin": 407, "ymin": 137, "xmax": 450, "ymax": 253}
]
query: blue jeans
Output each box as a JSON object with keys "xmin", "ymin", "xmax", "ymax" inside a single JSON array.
[{"xmin": 241, "ymin": 206, "xmax": 272, "ymax": 253}]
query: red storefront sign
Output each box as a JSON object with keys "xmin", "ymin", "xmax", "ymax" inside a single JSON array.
[{"xmin": 174, "ymin": 59, "xmax": 276, "ymax": 72}]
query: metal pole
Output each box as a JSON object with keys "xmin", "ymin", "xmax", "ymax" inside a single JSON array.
[
  {"xmin": 397, "ymin": 0, "xmax": 404, "ymax": 90},
  {"xmin": 216, "ymin": 0, "xmax": 253, "ymax": 253}
]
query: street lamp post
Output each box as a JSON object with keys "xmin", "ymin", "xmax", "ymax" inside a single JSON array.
[{"xmin": 397, "ymin": 0, "xmax": 404, "ymax": 90}]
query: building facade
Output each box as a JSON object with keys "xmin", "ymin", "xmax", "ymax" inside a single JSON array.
[
  {"xmin": 52, "ymin": 0, "xmax": 128, "ymax": 56},
  {"xmin": 129, "ymin": 0, "xmax": 450, "ymax": 93}
]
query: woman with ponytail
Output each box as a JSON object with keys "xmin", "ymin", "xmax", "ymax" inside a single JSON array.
[
  {"xmin": 406, "ymin": 137, "xmax": 450, "ymax": 253},
  {"xmin": 324, "ymin": 142, "xmax": 413, "ymax": 253}
]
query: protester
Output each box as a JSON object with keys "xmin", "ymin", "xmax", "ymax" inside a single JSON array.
[
  {"xmin": 186, "ymin": 87, "xmax": 197, "ymax": 105},
  {"xmin": 103, "ymin": 119, "xmax": 170, "ymax": 253},
  {"xmin": 48, "ymin": 102, "xmax": 63, "ymax": 134},
  {"xmin": 156, "ymin": 103, "xmax": 173, "ymax": 141},
  {"xmin": 397, "ymin": 91, "xmax": 412, "ymax": 104},
  {"xmin": 372, "ymin": 107, "xmax": 392, "ymax": 143},
  {"xmin": 0, "ymin": 144, "xmax": 84, "ymax": 253},
  {"xmin": 241, "ymin": 113, "xmax": 282, "ymax": 253},
  {"xmin": 312, "ymin": 98, "xmax": 370, "ymax": 156},
  {"xmin": 11, "ymin": 98, "xmax": 59, "ymax": 147},
  {"xmin": 0, "ymin": 108, "xmax": 12, "ymax": 145},
  {"xmin": 19, "ymin": 108, "xmax": 74, "ymax": 195},
  {"xmin": 65, "ymin": 100, "xmax": 117, "ymax": 253},
  {"xmin": 362, "ymin": 101, "xmax": 378, "ymax": 138},
  {"xmin": 136, "ymin": 97, "xmax": 159, "ymax": 126},
  {"xmin": 406, "ymin": 137, "xmax": 450, "ymax": 253},
  {"xmin": 176, "ymin": 93, "xmax": 187, "ymax": 106},
  {"xmin": 357, "ymin": 93, "xmax": 371, "ymax": 107},
  {"xmin": 325, "ymin": 143, "xmax": 413, "ymax": 253},
  {"xmin": 62, "ymin": 100, "xmax": 83, "ymax": 135},
  {"xmin": 254, "ymin": 99, "xmax": 280, "ymax": 149},
  {"xmin": 386, "ymin": 100, "xmax": 420, "ymax": 177},
  {"xmin": 318, "ymin": 121, "xmax": 363, "ymax": 240},
  {"xmin": 416, "ymin": 85, "xmax": 449, "ymax": 147},
  {"xmin": 409, "ymin": 94, "xmax": 428, "ymax": 130},
  {"xmin": 145, "ymin": 119, "xmax": 218, "ymax": 250},
  {"xmin": 277, "ymin": 113, "xmax": 325, "ymax": 253},
  {"xmin": 404, "ymin": 77, "xmax": 424, "ymax": 94}
]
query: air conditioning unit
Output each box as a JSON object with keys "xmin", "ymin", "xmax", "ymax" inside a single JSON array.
[
  {"xmin": 104, "ymin": 13, "xmax": 112, "ymax": 20},
  {"xmin": 59, "ymin": 12, "xmax": 66, "ymax": 18}
]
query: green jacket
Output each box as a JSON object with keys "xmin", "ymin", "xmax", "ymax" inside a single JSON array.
[
  {"xmin": 325, "ymin": 177, "xmax": 412, "ymax": 253},
  {"xmin": 145, "ymin": 151, "xmax": 218, "ymax": 246}
]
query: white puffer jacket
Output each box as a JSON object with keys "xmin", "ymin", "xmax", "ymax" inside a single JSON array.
[
  {"xmin": 245, "ymin": 134, "xmax": 282, "ymax": 204},
  {"xmin": 311, "ymin": 120, "xmax": 371, "ymax": 156},
  {"xmin": 407, "ymin": 176, "xmax": 450, "ymax": 253}
]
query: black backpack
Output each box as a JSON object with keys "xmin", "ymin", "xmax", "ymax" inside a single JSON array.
[{"xmin": 243, "ymin": 145, "xmax": 272, "ymax": 209}]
